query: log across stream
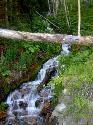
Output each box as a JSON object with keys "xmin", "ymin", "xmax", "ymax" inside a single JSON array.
[{"xmin": 1, "ymin": 28, "xmax": 93, "ymax": 44}]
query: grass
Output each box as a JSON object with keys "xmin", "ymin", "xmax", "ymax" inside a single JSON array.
[{"xmin": 50, "ymin": 44, "xmax": 93, "ymax": 122}]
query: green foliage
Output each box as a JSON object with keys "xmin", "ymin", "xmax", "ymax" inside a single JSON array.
[
  {"xmin": 4, "ymin": 47, "xmax": 18, "ymax": 63},
  {"xmin": 0, "ymin": 102, "xmax": 8, "ymax": 111},
  {"xmin": 51, "ymin": 44, "xmax": 93, "ymax": 121},
  {"xmin": 31, "ymin": 14, "xmax": 54, "ymax": 33},
  {"xmin": 47, "ymin": 0, "xmax": 93, "ymax": 35}
]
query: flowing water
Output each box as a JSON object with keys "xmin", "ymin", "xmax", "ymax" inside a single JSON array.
[{"xmin": 5, "ymin": 44, "xmax": 70, "ymax": 125}]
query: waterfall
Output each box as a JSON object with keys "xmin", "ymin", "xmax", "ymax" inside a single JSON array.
[{"xmin": 5, "ymin": 44, "xmax": 70, "ymax": 125}]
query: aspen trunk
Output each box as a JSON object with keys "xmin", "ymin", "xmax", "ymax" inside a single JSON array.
[
  {"xmin": 78, "ymin": 0, "xmax": 81, "ymax": 37},
  {"xmin": 64, "ymin": 0, "xmax": 70, "ymax": 29},
  {"xmin": 48, "ymin": 0, "xmax": 51, "ymax": 14}
]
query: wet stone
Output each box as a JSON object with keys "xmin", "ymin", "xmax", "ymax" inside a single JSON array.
[
  {"xmin": 12, "ymin": 95, "xmax": 19, "ymax": 101},
  {"xmin": 19, "ymin": 88, "xmax": 30, "ymax": 97},
  {"xmin": 35, "ymin": 100, "xmax": 41, "ymax": 108},
  {"xmin": 12, "ymin": 101, "xmax": 18, "ymax": 110},
  {"xmin": 19, "ymin": 101, "xmax": 28, "ymax": 109},
  {"xmin": 40, "ymin": 102, "xmax": 51, "ymax": 116}
]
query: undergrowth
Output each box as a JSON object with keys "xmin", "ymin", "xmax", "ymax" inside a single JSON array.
[{"xmin": 50, "ymin": 44, "xmax": 93, "ymax": 122}]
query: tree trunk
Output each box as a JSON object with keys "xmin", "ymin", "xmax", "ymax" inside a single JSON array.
[
  {"xmin": 5, "ymin": 0, "xmax": 9, "ymax": 27},
  {"xmin": 48, "ymin": 0, "xmax": 51, "ymax": 14},
  {"xmin": 78, "ymin": 0, "xmax": 81, "ymax": 37},
  {"xmin": 64, "ymin": 0, "xmax": 70, "ymax": 30}
]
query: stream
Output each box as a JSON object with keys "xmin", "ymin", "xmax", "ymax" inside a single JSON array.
[{"xmin": 5, "ymin": 44, "xmax": 70, "ymax": 125}]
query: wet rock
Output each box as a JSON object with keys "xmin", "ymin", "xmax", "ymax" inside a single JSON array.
[
  {"xmin": 19, "ymin": 101, "xmax": 28, "ymax": 109},
  {"xmin": 19, "ymin": 88, "xmax": 30, "ymax": 97},
  {"xmin": 37, "ymin": 85, "xmax": 43, "ymax": 93},
  {"xmin": 24, "ymin": 116, "xmax": 38, "ymax": 125},
  {"xmin": 13, "ymin": 111, "xmax": 18, "ymax": 117},
  {"xmin": 7, "ymin": 117, "xmax": 19, "ymax": 125},
  {"xmin": 35, "ymin": 100, "xmax": 41, "ymax": 108},
  {"xmin": 12, "ymin": 94, "xmax": 19, "ymax": 100},
  {"xmin": 37, "ymin": 69, "xmax": 56, "ymax": 93},
  {"xmin": 40, "ymin": 102, "xmax": 51, "ymax": 116}
]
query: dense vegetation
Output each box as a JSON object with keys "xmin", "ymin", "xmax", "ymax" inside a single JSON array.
[
  {"xmin": 0, "ymin": 0, "xmax": 93, "ymax": 35},
  {"xmin": 0, "ymin": 0, "xmax": 93, "ymax": 124},
  {"xmin": 1, "ymin": 0, "xmax": 93, "ymax": 35}
]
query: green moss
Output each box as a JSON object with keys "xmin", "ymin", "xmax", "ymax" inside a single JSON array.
[{"xmin": 0, "ymin": 102, "xmax": 8, "ymax": 111}]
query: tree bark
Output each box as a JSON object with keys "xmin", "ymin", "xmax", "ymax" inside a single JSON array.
[
  {"xmin": 64, "ymin": 0, "xmax": 70, "ymax": 29},
  {"xmin": 5, "ymin": 0, "xmax": 9, "ymax": 27},
  {"xmin": 0, "ymin": 28, "xmax": 93, "ymax": 44},
  {"xmin": 78, "ymin": 0, "xmax": 81, "ymax": 37}
]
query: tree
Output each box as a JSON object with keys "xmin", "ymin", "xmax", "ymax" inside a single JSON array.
[
  {"xmin": 5, "ymin": 0, "xmax": 9, "ymax": 27},
  {"xmin": 63, "ymin": 0, "xmax": 70, "ymax": 30},
  {"xmin": 78, "ymin": 0, "xmax": 81, "ymax": 37}
]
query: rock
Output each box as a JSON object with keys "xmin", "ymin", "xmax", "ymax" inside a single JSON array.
[
  {"xmin": 40, "ymin": 102, "xmax": 51, "ymax": 116},
  {"xmin": 0, "ymin": 111, "xmax": 7, "ymax": 121},
  {"xmin": 37, "ymin": 85, "xmax": 43, "ymax": 93},
  {"xmin": 12, "ymin": 94, "xmax": 19, "ymax": 100},
  {"xmin": 19, "ymin": 101, "xmax": 28, "ymax": 109},
  {"xmin": 55, "ymin": 103, "xmax": 66, "ymax": 113},
  {"xmin": 24, "ymin": 116, "xmax": 37, "ymax": 125},
  {"xmin": 19, "ymin": 88, "xmax": 30, "ymax": 97},
  {"xmin": 35, "ymin": 100, "xmax": 41, "ymax": 108}
]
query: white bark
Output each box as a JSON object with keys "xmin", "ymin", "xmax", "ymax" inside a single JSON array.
[
  {"xmin": 64, "ymin": 0, "xmax": 70, "ymax": 29},
  {"xmin": 55, "ymin": 0, "xmax": 59, "ymax": 15},
  {"xmin": 51, "ymin": 0, "xmax": 60, "ymax": 16},
  {"xmin": 78, "ymin": 0, "xmax": 81, "ymax": 37},
  {"xmin": 0, "ymin": 28, "xmax": 93, "ymax": 44},
  {"xmin": 48, "ymin": 0, "xmax": 51, "ymax": 14}
]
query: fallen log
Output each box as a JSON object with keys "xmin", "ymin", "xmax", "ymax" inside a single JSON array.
[{"xmin": 0, "ymin": 28, "xmax": 93, "ymax": 44}]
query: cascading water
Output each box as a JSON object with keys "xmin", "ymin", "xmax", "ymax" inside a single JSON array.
[{"xmin": 5, "ymin": 44, "xmax": 70, "ymax": 125}]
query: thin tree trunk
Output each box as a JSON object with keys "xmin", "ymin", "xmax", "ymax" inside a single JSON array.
[
  {"xmin": 5, "ymin": 0, "xmax": 9, "ymax": 27},
  {"xmin": 64, "ymin": 0, "xmax": 70, "ymax": 29},
  {"xmin": 48, "ymin": 0, "xmax": 51, "ymax": 14},
  {"xmin": 52, "ymin": 0, "xmax": 56, "ymax": 16},
  {"xmin": 55, "ymin": 0, "xmax": 59, "ymax": 15},
  {"xmin": 78, "ymin": 0, "xmax": 81, "ymax": 37}
]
